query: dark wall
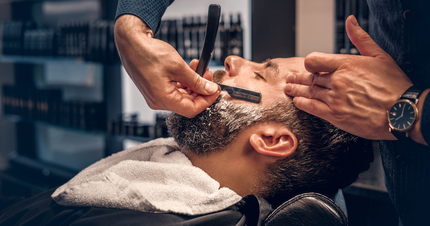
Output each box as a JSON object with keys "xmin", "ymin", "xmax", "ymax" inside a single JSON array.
[{"xmin": 252, "ymin": 0, "xmax": 296, "ymax": 62}]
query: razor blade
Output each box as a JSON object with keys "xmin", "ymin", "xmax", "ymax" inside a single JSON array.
[{"xmin": 218, "ymin": 84, "xmax": 261, "ymax": 104}]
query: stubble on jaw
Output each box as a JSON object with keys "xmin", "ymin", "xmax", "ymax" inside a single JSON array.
[{"xmin": 166, "ymin": 91, "xmax": 269, "ymax": 156}]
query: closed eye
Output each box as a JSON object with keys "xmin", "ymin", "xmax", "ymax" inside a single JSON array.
[{"xmin": 254, "ymin": 71, "xmax": 266, "ymax": 80}]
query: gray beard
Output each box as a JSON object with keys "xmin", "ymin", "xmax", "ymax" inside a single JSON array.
[
  {"xmin": 166, "ymin": 92, "xmax": 266, "ymax": 155},
  {"xmin": 165, "ymin": 89, "xmax": 308, "ymax": 203}
]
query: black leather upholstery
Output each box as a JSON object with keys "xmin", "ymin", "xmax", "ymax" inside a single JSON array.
[
  {"xmin": 263, "ymin": 192, "xmax": 348, "ymax": 226},
  {"xmin": 0, "ymin": 189, "xmax": 348, "ymax": 226}
]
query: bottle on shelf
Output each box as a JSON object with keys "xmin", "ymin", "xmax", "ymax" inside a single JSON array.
[
  {"xmin": 1, "ymin": 19, "xmax": 120, "ymax": 64},
  {"xmin": 153, "ymin": 12, "xmax": 244, "ymax": 65}
]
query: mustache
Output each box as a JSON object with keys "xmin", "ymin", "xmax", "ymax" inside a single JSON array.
[{"xmin": 213, "ymin": 70, "xmax": 226, "ymax": 83}]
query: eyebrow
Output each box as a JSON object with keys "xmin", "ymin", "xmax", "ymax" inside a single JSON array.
[{"xmin": 263, "ymin": 58, "xmax": 280, "ymax": 76}]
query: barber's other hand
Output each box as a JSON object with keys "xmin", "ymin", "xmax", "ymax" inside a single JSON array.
[
  {"xmin": 115, "ymin": 15, "xmax": 220, "ymax": 118},
  {"xmin": 285, "ymin": 15, "xmax": 413, "ymax": 140}
]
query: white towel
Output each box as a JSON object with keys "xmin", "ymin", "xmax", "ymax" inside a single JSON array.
[{"xmin": 51, "ymin": 138, "xmax": 242, "ymax": 215}]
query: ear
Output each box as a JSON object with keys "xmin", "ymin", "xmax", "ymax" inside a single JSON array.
[{"xmin": 249, "ymin": 124, "xmax": 298, "ymax": 158}]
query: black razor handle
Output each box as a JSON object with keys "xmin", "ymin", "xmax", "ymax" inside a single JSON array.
[{"xmin": 196, "ymin": 4, "xmax": 221, "ymax": 76}]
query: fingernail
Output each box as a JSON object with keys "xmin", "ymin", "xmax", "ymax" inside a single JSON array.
[
  {"xmin": 350, "ymin": 15, "xmax": 359, "ymax": 27},
  {"xmin": 285, "ymin": 84, "xmax": 293, "ymax": 93},
  {"xmin": 287, "ymin": 75, "xmax": 296, "ymax": 83},
  {"xmin": 205, "ymin": 82, "xmax": 219, "ymax": 94}
]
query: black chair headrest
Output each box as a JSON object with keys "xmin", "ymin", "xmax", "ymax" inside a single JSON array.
[{"xmin": 262, "ymin": 192, "xmax": 348, "ymax": 226}]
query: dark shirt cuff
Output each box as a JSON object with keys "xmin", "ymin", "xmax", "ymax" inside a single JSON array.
[
  {"xmin": 115, "ymin": 0, "xmax": 174, "ymax": 34},
  {"xmin": 421, "ymin": 90, "xmax": 430, "ymax": 144}
]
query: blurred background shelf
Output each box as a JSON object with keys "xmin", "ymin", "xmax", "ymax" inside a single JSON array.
[
  {"xmin": 1, "ymin": 55, "xmax": 100, "ymax": 65},
  {"xmin": 1, "ymin": 115, "xmax": 155, "ymax": 143}
]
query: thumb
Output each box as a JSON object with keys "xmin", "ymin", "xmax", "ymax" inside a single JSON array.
[
  {"xmin": 346, "ymin": 15, "xmax": 389, "ymax": 58},
  {"xmin": 179, "ymin": 68, "xmax": 220, "ymax": 95}
]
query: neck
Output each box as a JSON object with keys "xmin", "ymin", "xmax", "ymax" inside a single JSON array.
[{"xmin": 184, "ymin": 139, "xmax": 261, "ymax": 197}]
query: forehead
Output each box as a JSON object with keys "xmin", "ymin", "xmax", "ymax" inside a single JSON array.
[
  {"xmin": 269, "ymin": 57, "xmax": 305, "ymax": 74},
  {"xmin": 260, "ymin": 57, "xmax": 305, "ymax": 105}
]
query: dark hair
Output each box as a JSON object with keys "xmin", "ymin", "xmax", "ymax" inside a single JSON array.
[
  {"xmin": 167, "ymin": 94, "xmax": 373, "ymax": 207},
  {"xmin": 257, "ymin": 100, "xmax": 374, "ymax": 207}
]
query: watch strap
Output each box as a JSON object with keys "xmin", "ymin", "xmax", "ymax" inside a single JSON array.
[
  {"xmin": 400, "ymin": 86, "xmax": 425, "ymax": 102},
  {"xmin": 392, "ymin": 129, "xmax": 408, "ymax": 140}
]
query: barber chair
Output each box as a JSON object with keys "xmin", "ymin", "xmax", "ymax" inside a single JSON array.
[
  {"xmin": 0, "ymin": 189, "xmax": 348, "ymax": 226},
  {"xmin": 261, "ymin": 190, "xmax": 348, "ymax": 226}
]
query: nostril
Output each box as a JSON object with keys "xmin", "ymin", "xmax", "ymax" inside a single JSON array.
[{"xmin": 225, "ymin": 61, "xmax": 231, "ymax": 72}]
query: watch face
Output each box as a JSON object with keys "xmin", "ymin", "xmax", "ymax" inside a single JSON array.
[{"xmin": 388, "ymin": 100, "xmax": 418, "ymax": 132}]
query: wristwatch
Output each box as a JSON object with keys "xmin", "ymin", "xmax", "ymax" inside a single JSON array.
[{"xmin": 387, "ymin": 86, "xmax": 424, "ymax": 139}]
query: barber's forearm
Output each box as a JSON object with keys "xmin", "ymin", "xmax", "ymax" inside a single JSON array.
[
  {"xmin": 115, "ymin": 14, "xmax": 153, "ymax": 39},
  {"xmin": 409, "ymin": 89, "xmax": 430, "ymax": 145},
  {"xmin": 114, "ymin": 14, "xmax": 154, "ymax": 73}
]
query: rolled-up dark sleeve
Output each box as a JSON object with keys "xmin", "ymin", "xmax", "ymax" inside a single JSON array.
[{"xmin": 115, "ymin": 0, "xmax": 174, "ymax": 34}]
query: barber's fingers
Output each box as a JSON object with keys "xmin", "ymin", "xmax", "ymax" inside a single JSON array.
[
  {"xmin": 304, "ymin": 52, "xmax": 345, "ymax": 74},
  {"xmin": 287, "ymin": 72, "xmax": 333, "ymax": 89},
  {"xmin": 292, "ymin": 97, "xmax": 332, "ymax": 120},
  {"xmin": 167, "ymin": 88, "xmax": 220, "ymax": 118},
  {"xmin": 345, "ymin": 15, "xmax": 390, "ymax": 59},
  {"xmin": 189, "ymin": 59, "xmax": 199, "ymax": 70},
  {"xmin": 189, "ymin": 59, "xmax": 209, "ymax": 72},
  {"xmin": 188, "ymin": 59, "xmax": 213, "ymax": 81},
  {"xmin": 178, "ymin": 90, "xmax": 219, "ymax": 113},
  {"xmin": 183, "ymin": 59, "xmax": 218, "ymax": 95},
  {"xmin": 180, "ymin": 69, "xmax": 219, "ymax": 96},
  {"xmin": 175, "ymin": 60, "xmax": 219, "ymax": 96},
  {"xmin": 285, "ymin": 83, "xmax": 330, "ymax": 103},
  {"xmin": 177, "ymin": 60, "xmax": 212, "ymax": 88},
  {"xmin": 304, "ymin": 15, "xmax": 392, "ymax": 75},
  {"xmin": 164, "ymin": 59, "xmax": 220, "ymax": 118}
]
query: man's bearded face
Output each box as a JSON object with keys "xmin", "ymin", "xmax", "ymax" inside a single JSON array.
[
  {"xmin": 165, "ymin": 79, "xmax": 303, "ymax": 204},
  {"xmin": 166, "ymin": 91, "xmax": 266, "ymax": 155}
]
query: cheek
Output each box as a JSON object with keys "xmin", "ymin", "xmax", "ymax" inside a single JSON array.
[
  {"xmin": 222, "ymin": 77, "xmax": 242, "ymax": 87},
  {"xmin": 260, "ymin": 86, "xmax": 287, "ymax": 105}
]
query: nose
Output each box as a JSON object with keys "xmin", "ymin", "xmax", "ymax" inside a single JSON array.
[{"xmin": 225, "ymin": 56, "xmax": 246, "ymax": 77}]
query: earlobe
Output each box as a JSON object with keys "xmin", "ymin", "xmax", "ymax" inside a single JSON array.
[{"xmin": 249, "ymin": 129, "xmax": 298, "ymax": 158}]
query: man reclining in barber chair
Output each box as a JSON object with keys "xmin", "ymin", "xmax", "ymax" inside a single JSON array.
[{"xmin": 0, "ymin": 56, "xmax": 373, "ymax": 226}]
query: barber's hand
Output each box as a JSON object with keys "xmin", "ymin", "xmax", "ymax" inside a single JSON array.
[
  {"xmin": 115, "ymin": 15, "xmax": 220, "ymax": 118},
  {"xmin": 285, "ymin": 15, "xmax": 413, "ymax": 140}
]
